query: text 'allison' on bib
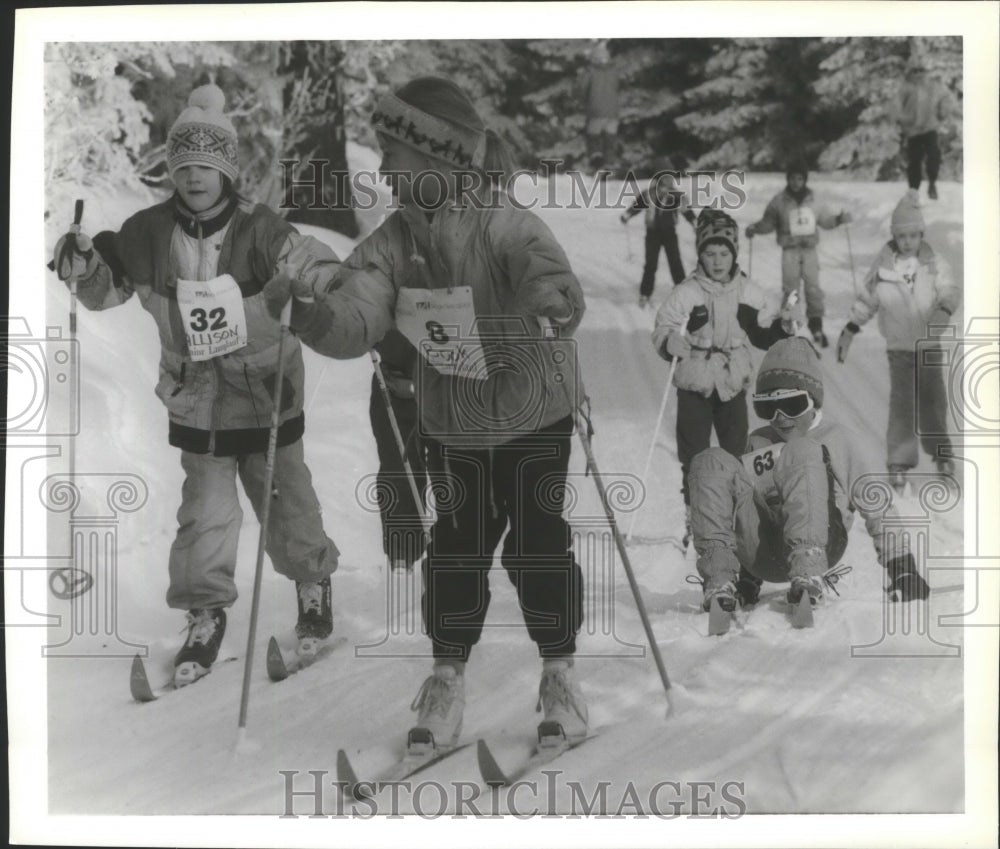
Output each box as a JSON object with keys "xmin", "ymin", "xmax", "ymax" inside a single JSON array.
[
  {"xmin": 395, "ymin": 286, "xmax": 488, "ymax": 381},
  {"xmin": 176, "ymin": 274, "xmax": 248, "ymax": 361}
]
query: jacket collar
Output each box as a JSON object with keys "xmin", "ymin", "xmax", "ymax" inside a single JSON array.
[{"xmin": 173, "ymin": 192, "xmax": 238, "ymax": 239}]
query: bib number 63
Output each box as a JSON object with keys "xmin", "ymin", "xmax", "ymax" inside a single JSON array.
[{"xmin": 752, "ymin": 450, "xmax": 775, "ymax": 476}]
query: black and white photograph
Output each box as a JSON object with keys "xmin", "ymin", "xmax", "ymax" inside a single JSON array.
[{"xmin": 6, "ymin": 3, "xmax": 999, "ymax": 847}]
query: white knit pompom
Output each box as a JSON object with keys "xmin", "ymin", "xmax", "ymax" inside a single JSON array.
[{"xmin": 188, "ymin": 84, "xmax": 227, "ymax": 113}]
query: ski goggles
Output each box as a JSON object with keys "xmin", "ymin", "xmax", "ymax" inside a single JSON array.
[{"xmin": 752, "ymin": 389, "xmax": 814, "ymax": 421}]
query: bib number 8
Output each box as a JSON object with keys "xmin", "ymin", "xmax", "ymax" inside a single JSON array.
[
  {"xmin": 190, "ymin": 307, "xmax": 228, "ymax": 332},
  {"xmin": 752, "ymin": 450, "xmax": 775, "ymax": 476},
  {"xmin": 426, "ymin": 320, "xmax": 450, "ymax": 344}
]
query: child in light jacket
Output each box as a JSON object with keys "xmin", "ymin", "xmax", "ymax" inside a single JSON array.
[{"xmin": 836, "ymin": 192, "xmax": 960, "ymax": 491}]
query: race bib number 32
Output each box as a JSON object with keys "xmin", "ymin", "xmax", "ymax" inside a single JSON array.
[
  {"xmin": 176, "ymin": 274, "xmax": 248, "ymax": 361},
  {"xmin": 395, "ymin": 286, "xmax": 487, "ymax": 380}
]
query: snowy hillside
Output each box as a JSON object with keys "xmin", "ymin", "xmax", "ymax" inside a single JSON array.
[{"xmin": 14, "ymin": 163, "xmax": 993, "ymax": 845}]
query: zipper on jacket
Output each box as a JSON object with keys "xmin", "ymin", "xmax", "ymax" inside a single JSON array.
[{"xmin": 198, "ymin": 218, "xmax": 224, "ymax": 455}]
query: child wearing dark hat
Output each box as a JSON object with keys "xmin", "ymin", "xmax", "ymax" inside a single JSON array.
[
  {"xmin": 688, "ymin": 336, "xmax": 931, "ymax": 612},
  {"xmin": 620, "ymin": 156, "xmax": 697, "ymax": 307},
  {"xmin": 745, "ymin": 165, "xmax": 852, "ymax": 348},
  {"xmin": 51, "ymin": 84, "xmax": 341, "ymax": 686},
  {"xmin": 836, "ymin": 192, "xmax": 960, "ymax": 492},
  {"xmin": 651, "ymin": 211, "xmax": 796, "ymax": 544}
]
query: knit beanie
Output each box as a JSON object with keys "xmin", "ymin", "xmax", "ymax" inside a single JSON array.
[
  {"xmin": 696, "ymin": 210, "xmax": 738, "ymax": 258},
  {"xmin": 891, "ymin": 192, "xmax": 925, "ymax": 235},
  {"xmin": 755, "ymin": 337, "xmax": 824, "ymax": 408},
  {"xmin": 167, "ymin": 84, "xmax": 239, "ymax": 181},
  {"xmin": 786, "ymin": 161, "xmax": 809, "ymax": 182},
  {"xmin": 371, "ymin": 85, "xmax": 487, "ymax": 170}
]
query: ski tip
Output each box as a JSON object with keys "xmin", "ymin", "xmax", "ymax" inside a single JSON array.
[
  {"xmin": 336, "ymin": 749, "xmax": 371, "ymax": 800},
  {"xmin": 707, "ymin": 597, "xmax": 732, "ymax": 636},
  {"xmin": 790, "ymin": 592, "xmax": 815, "ymax": 629},
  {"xmin": 129, "ymin": 654, "xmax": 157, "ymax": 702},
  {"xmin": 266, "ymin": 636, "xmax": 290, "ymax": 681},
  {"xmin": 476, "ymin": 738, "xmax": 509, "ymax": 787}
]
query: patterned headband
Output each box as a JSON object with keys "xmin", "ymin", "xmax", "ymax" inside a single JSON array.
[{"xmin": 371, "ymin": 93, "xmax": 487, "ymax": 170}]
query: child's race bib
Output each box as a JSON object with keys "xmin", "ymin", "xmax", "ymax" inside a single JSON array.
[
  {"xmin": 788, "ymin": 207, "xmax": 817, "ymax": 237},
  {"xmin": 395, "ymin": 286, "xmax": 487, "ymax": 380},
  {"xmin": 176, "ymin": 274, "xmax": 248, "ymax": 361},
  {"xmin": 742, "ymin": 442, "xmax": 785, "ymax": 501}
]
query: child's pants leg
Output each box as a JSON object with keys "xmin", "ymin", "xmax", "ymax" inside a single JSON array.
[
  {"xmin": 924, "ymin": 131, "xmax": 941, "ymax": 185},
  {"xmin": 423, "ymin": 441, "xmax": 507, "ymax": 661},
  {"xmin": 712, "ymin": 390, "xmax": 749, "ymax": 459},
  {"xmin": 369, "ymin": 375, "xmax": 426, "ymax": 564},
  {"xmin": 688, "ymin": 448, "xmax": 761, "ymax": 587},
  {"xmin": 800, "ymin": 247, "xmax": 824, "ymax": 319},
  {"xmin": 497, "ymin": 416, "xmax": 583, "ymax": 657},
  {"xmin": 662, "ymin": 224, "xmax": 686, "ymax": 285},
  {"xmin": 640, "ymin": 231, "xmax": 662, "ymax": 298},
  {"xmin": 167, "ymin": 451, "xmax": 242, "ymax": 611},
  {"xmin": 676, "ymin": 389, "xmax": 717, "ymax": 502},
  {"xmin": 772, "ymin": 438, "xmax": 848, "ymax": 579},
  {"xmin": 887, "ymin": 351, "xmax": 920, "ymax": 468},
  {"xmin": 237, "ymin": 439, "xmax": 340, "ymax": 583},
  {"xmin": 916, "ymin": 346, "xmax": 952, "ymax": 460}
]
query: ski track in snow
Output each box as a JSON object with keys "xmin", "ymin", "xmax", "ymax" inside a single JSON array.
[{"xmin": 44, "ymin": 171, "xmax": 965, "ymax": 815}]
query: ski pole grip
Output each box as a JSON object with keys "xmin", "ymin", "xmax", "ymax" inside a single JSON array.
[
  {"xmin": 73, "ymin": 199, "xmax": 84, "ymax": 228},
  {"xmin": 279, "ymin": 299, "xmax": 292, "ymax": 328}
]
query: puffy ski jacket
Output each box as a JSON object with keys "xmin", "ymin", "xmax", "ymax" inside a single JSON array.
[
  {"xmin": 747, "ymin": 414, "xmax": 905, "ymax": 567},
  {"xmin": 651, "ymin": 266, "xmax": 787, "ymax": 401},
  {"xmin": 293, "ymin": 197, "xmax": 586, "ymax": 448},
  {"xmin": 73, "ymin": 196, "xmax": 340, "ymax": 455},
  {"xmin": 849, "ymin": 240, "xmax": 959, "ymax": 351},
  {"xmin": 752, "ymin": 188, "xmax": 841, "ymax": 249},
  {"xmin": 899, "ymin": 76, "xmax": 952, "ymax": 137}
]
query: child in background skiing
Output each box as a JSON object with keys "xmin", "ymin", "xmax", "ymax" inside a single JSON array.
[
  {"xmin": 651, "ymin": 210, "xmax": 795, "ymax": 544},
  {"xmin": 688, "ymin": 336, "xmax": 930, "ymax": 612},
  {"xmin": 620, "ymin": 156, "xmax": 697, "ymax": 308},
  {"xmin": 898, "ymin": 55, "xmax": 954, "ymax": 201},
  {"xmin": 836, "ymin": 192, "xmax": 959, "ymax": 492},
  {"xmin": 264, "ymin": 76, "xmax": 589, "ymax": 748},
  {"xmin": 370, "ymin": 329, "xmax": 427, "ymax": 570},
  {"xmin": 745, "ymin": 164, "xmax": 852, "ymax": 348},
  {"xmin": 51, "ymin": 84, "xmax": 340, "ymax": 686}
]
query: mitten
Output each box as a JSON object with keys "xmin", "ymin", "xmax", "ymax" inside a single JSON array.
[
  {"xmin": 745, "ymin": 224, "xmax": 756, "ymax": 239},
  {"xmin": 262, "ymin": 270, "xmax": 316, "ymax": 326},
  {"xmin": 836, "ymin": 322, "xmax": 860, "ymax": 363},
  {"xmin": 885, "ymin": 553, "xmax": 930, "ymax": 602},
  {"xmin": 661, "ymin": 331, "xmax": 691, "ymax": 362},
  {"xmin": 52, "ymin": 232, "xmax": 96, "ymax": 282}
]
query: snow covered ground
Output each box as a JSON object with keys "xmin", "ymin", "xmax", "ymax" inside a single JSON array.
[{"xmin": 8, "ymin": 150, "xmax": 998, "ymax": 846}]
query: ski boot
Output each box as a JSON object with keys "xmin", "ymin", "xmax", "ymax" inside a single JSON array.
[
  {"xmin": 735, "ymin": 567, "xmax": 762, "ymax": 607},
  {"xmin": 888, "ymin": 464, "xmax": 908, "ymax": 496},
  {"xmin": 786, "ymin": 575, "xmax": 825, "ymax": 607},
  {"xmin": 295, "ymin": 577, "xmax": 333, "ymax": 659},
  {"xmin": 702, "ymin": 581, "xmax": 739, "ymax": 613},
  {"xmin": 927, "ymin": 182, "xmax": 938, "ymax": 201},
  {"xmin": 807, "ymin": 317, "xmax": 829, "ymax": 349},
  {"xmin": 638, "ymin": 295, "xmax": 651, "ymax": 309},
  {"xmin": 537, "ymin": 659, "xmax": 588, "ymax": 744},
  {"xmin": 681, "ymin": 503, "xmax": 693, "ymax": 551},
  {"xmin": 173, "ymin": 608, "xmax": 226, "ymax": 687},
  {"xmin": 410, "ymin": 662, "xmax": 465, "ymax": 750}
]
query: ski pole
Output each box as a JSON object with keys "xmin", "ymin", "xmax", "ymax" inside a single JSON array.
[
  {"xmin": 623, "ymin": 220, "xmax": 633, "ymax": 262},
  {"xmin": 238, "ymin": 299, "xmax": 293, "ymax": 741},
  {"xmin": 543, "ymin": 320, "xmax": 672, "ymax": 712},
  {"xmin": 370, "ymin": 350, "xmax": 429, "ymax": 535},
  {"xmin": 747, "ymin": 235, "xmax": 753, "ymax": 279},
  {"xmin": 625, "ymin": 356, "xmax": 677, "ymax": 544},
  {"xmin": 51, "ymin": 200, "xmax": 88, "ymax": 598},
  {"xmin": 845, "ymin": 224, "xmax": 858, "ymax": 295}
]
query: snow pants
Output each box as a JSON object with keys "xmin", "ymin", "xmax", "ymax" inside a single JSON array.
[
  {"xmin": 640, "ymin": 223, "xmax": 686, "ymax": 298},
  {"xmin": 676, "ymin": 388, "xmax": 749, "ymax": 503},
  {"xmin": 781, "ymin": 246, "xmax": 824, "ymax": 319},
  {"xmin": 688, "ymin": 440, "xmax": 848, "ymax": 588},
  {"xmin": 369, "ymin": 374, "xmax": 428, "ymax": 567},
  {"xmin": 422, "ymin": 415, "xmax": 583, "ymax": 661},
  {"xmin": 166, "ymin": 439, "xmax": 339, "ymax": 611},
  {"xmin": 906, "ymin": 131, "xmax": 941, "ymax": 191},
  {"xmin": 887, "ymin": 350, "xmax": 952, "ymax": 469}
]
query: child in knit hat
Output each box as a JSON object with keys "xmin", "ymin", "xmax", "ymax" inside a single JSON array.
[
  {"xmin": 620, "ymin": 155, "xmax": 697, "ymax": 307},
  {"xmin": 264, "ymin": 75, "xmax": 588, "ymax": 750},
  {"xmin": 745, "ymin": 164, "xmax": 852, "ymax": 348},
  {"xmin": 687, "ymin": 336, "xmax": 931, "ymax": 613},
  {"xmin": 51, "ymin": 83, "xmax": 342, "ymax": 686},
  {"xmin": 836, "ymin": 192, "xmax": 960, "ymax": 492},
  {"xmin": 651, "ymin": 211, "xmax": 796, "ymax": 546}
]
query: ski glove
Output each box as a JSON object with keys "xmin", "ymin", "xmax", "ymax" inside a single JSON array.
[
  {"xmin": 885, "ymin": 553, "xmax": 930, "ymax": 602},
  {"xmin": 745, "ymin": 224, "xmax": 756, "ymax": 239},
  {"xmin": 836, "ymin": 323, "xmax": 860, "ymax": 363},
  {"xmin": 51, "ymin": 232, "xmax": 96, "ymax": 282},
  {"xmin": 262, "ymin": 269, "xmax": 317, "ymax": 327},
  {"xmin": 659, "ymin": 331, "xmax": 691, "ymax": 362}
]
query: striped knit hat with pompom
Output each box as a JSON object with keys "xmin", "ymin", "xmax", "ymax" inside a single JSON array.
[
  {"xmin": 167, "ymin": 84, "xmax": 239, "ymax": 181},
  {"xmin": 696, "ymin": 209, "xmax": 738, "ymax": 258}
]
